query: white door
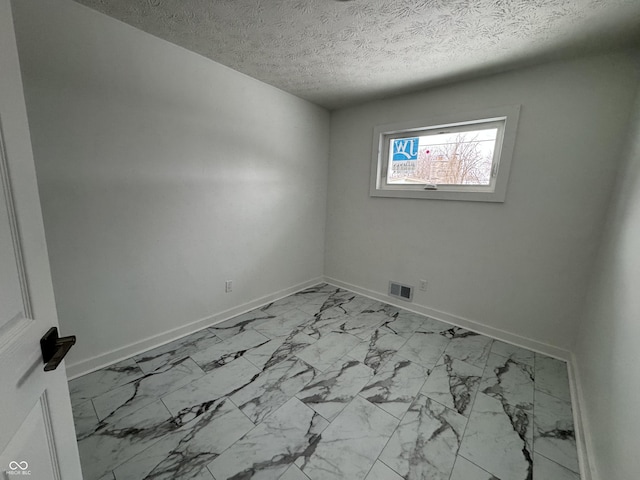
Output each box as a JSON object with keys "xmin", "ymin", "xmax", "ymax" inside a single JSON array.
[{"xmin": 0, "ymin": 0, "xmax": 84, "ymax": 478}]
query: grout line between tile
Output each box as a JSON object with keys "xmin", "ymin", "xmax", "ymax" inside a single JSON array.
[
  {"xmin": 452, "ymin": 343, "xmax": 494, "ymax": 476},
  {"xmin": 534, "ymin": 449, "xmax": 582, "ymax": 475},
  {"xmin": 377, "ymin": 458, "xmax": 404, "ymax": 480},
  {"xmin": 456, "ymin": 453, "xmax": 503, "ymax": 479},
  {"xmin": 362, "ymin": 397, "xmax": 404, "ymax": 480},
  {"xmin": 533, "ymin": 385, "xmax": 573, "ymax": 404}
]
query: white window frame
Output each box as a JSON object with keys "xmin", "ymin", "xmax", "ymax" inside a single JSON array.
[{"xmin": 370, "ymin": 105, "xmax": 520, "ymax": 202}]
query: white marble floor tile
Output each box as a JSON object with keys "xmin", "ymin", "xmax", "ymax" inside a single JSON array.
[
  {"xmin": 260, "ymin": 297, "xmax": 308, "ymax": 317},
  {"xmin": 254, "ymin": 308, "xmax": 314, "ymax": 339},
  {"xmin": 208, "ymin": 308, "xmax": 275, "ymax": 340},
  {"xmin": 69, "ymin": 358, "xmax": 144, "ymax": 407},
  {"xmin": 459, "ymin": 393, "xmax": 533, "ymax": 480},
  {"xmin": 191, "ymin": 329, "xmax": 270, "ymax": 372},
  {"xmin": 295, "ymin": 331, "xmax": 361, "ymax": 371},
  {"xmin": 534, "ymin": 390, "xmax": 579, "ymax": 473},
  {"xmin": 420, "ymin": 354, "xmax": 483, "ymax": 416},
  {"xmin": 118, "ymin": 466, "xmax": 211, "ymax": 480},
  {"xmin": 331, "ymin": 294, "xmax": 377, "ymax": 316},
  {"xmin": 480, "ymin": 353, "xmax": 534, "ymax": 409},
  {"xmin": 379, "ymin": 395, "xmax": 467, "ymax": 480},
  {"xmin": 229, "ymin": 357, "xmax": 317, "ymax": 424},
  {"xmin": 113, "ymin": 398, "xmax": 253, "ymax": 480},
  {"xmin": 296, "ymin": 283, "xmax": 337, "ymax": 295},
  {"xmin": 359, "ymin": 354, "xmax": 429, "ymax": 419},
  {"xmin": 77, "ymin": 400, "xmax": 175, "ymax": 480},
  {"xmin": 314, "ymin": 289, "xmax": 359, "ymax": 313},
  {"xmin": 360, "ymin": 301, "xmax": 401, "ymax": 318},
  {"xmin": 292, "ymin": 284, "xmax": 337, "ymax": 316},
  {"xmin": 295, "ymin": 283, "xmax": 337, "ymax": 296},
  {"xmin": 92, "ymin": 357, "xmax": 204, "ymax": 423},
  {"xmin": 161, "ymin": 357, "xmax": 260, "ymax": 426},
  {"xmin": 299, "ymin": 309, "xmax": 351, "ymax": 339},
  {"xmin": 72, "ymin": 399, "xmax": 99, "ymax": 440},
  {"xmin": 296, "ymin": 358, "xmax": 374, "ymax": 421},
  {"xmin": 535, "ymin": 354, "xmax": 571, "ymax": 401},
  {"xmin": 349, "ymin": 330, "xmax": 408, "ymax": 373},
  {"xmin": 414, "ymin": 317, "xmax": 457, "ymax": 334},
  {"xmin": 449, "ymin": 456, "xmax": 501, "ymax": 480},
  {"xmin": 243, "ymin": 331, "xmax": 317, "ymax": 371},
  {"xmin": 490, "ymin": 340, "xmax": 535, "ymax": 367},
  {"xmin": 264, "ymin": 288, "xmax": 344, "ymax": 317},
  {"xmin": 207, "ymin": 397, "xmax": 328, "ymax": 480},
  {"xmin": 295, "ymin": 396, "xmax": 399, "ymax": 480},
  {"xmin": 533, "ymin": 453, "xmax": 580, "ymax": 480},
  {"xmin": 364, "ymin": 460, "xmax": 404, "ymax": 480},
  {"xmin": 70, "ymin": 285, "xmax": 580, "ymax": 480},
  {"xmin": 378, "ymin": 311, "xmax": 428, "ymax": 338},
  {"xmin": 133, "ymin": 329, "xmax": 221, "ymax": 373},
  {"xmin": 296, "ymin": 297, "xmax": 334, "ymax": 316},
  {"xmin": 335, "ymin": 310, "xmax": 389, "ymax": 339},
  {"xmin": 397, "ymin": 331, "xmax": 451, "ymax": 370},
  {"xmin": 443, "ymin": 329, "xmax": 493, "ymax": 368},
  {"xmin": 279, "ymin": 464, "xmax": 311, "ymax": 480}
]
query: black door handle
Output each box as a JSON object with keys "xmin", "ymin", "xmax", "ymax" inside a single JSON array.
[{"xmin": 40, "ymin": 327, "xmax": 76, "ymax": 371}]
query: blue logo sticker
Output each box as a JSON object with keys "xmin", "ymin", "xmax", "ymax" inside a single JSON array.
[{"xmin": 392, "ymin": 138, "xmax": 419, "ymax": 161}]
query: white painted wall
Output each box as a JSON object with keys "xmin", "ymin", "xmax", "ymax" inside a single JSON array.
[
  {"xmin": 574, "ymin": 87, "xmax": 640, "ymax": 480},
  {"xmin": 11, "ymin": 0, "xmax": 330, "ymax": 372},
  {"xmin": 325, "ymin": 54, "xmax": 640, "ymax": 350}
]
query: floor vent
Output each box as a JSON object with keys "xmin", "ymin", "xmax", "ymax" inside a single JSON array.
[{"xmin": 388, "ymin": 281, "xmax": 413, "ymax": 302}]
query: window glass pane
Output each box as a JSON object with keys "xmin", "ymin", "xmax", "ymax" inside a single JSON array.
[{"xmin": 386, "ymin": 128, "xmax": 498, "ymax": 186}]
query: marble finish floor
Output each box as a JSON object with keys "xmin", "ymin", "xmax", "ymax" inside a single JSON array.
[{"xmin": 69, "ymin": 284, "xmax": 581, "ymax": 480}]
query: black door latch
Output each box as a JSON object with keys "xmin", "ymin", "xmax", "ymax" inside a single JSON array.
[{"xmin": 40, "ymin": 327, "xmax": 76, "ymax": 371}]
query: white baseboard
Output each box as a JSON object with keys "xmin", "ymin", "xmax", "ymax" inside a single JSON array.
[
  {"xmin": 324, "ymin": 276, "xmax": 572, "ymax": 361},
  {"xmin": 65, "ymin": 277, "xmax": 323, "ymax": 379},
  {"xmin": 568, "ymin": 352, "xmax": 598, "ymax": 480}
]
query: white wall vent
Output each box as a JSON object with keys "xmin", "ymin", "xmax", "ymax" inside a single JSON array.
[{"xmin": 388, "ymin": 281, "xmax": 413, "ymax": 302}]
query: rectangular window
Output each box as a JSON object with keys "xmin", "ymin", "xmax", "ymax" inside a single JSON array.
[{"xmin": 370, "ymin": 105, "xmax": 520, "ymax": 202}]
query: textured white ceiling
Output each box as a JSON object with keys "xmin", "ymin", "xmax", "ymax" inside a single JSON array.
[{"xmin": 73, "ymin": 0, "xmax": 640, "ymax": 109}]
